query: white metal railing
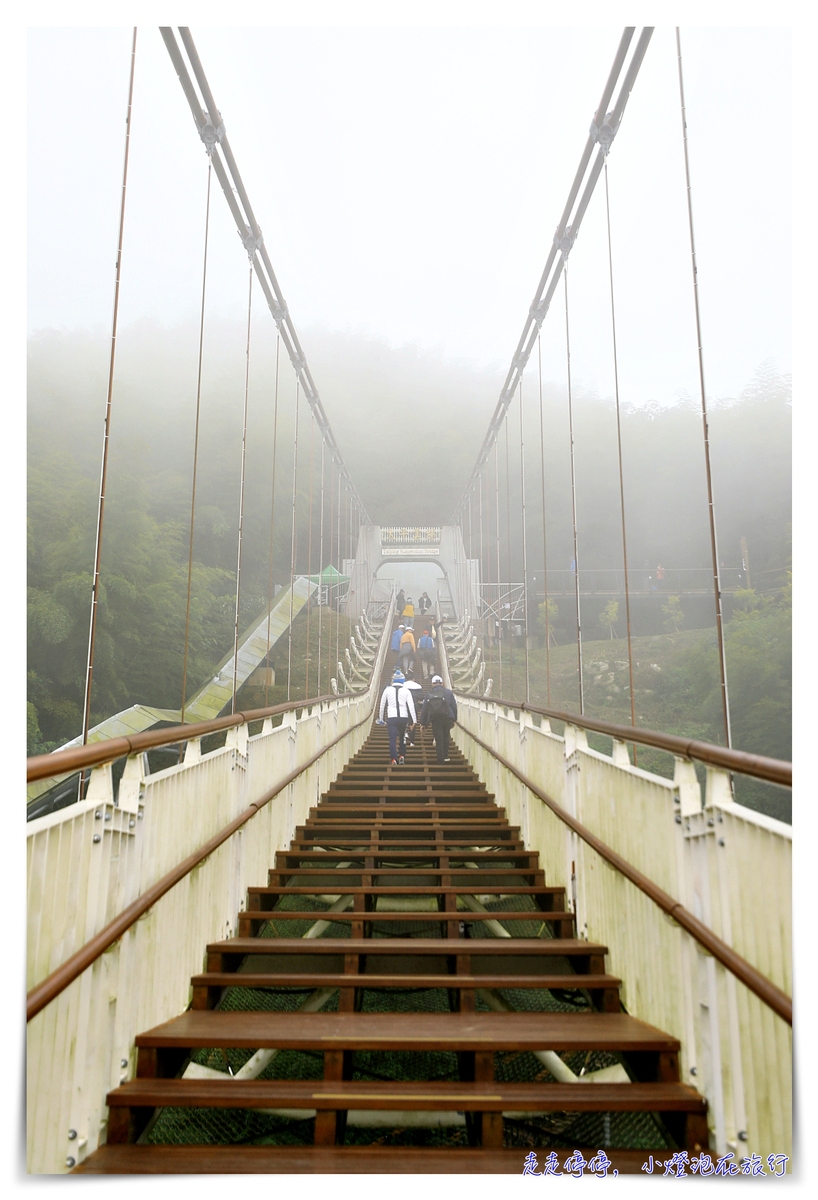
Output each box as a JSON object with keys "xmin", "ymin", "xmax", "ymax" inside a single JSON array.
[
  {"xmin": 451, "ymin": 694, "xmax": 791, "ymax": 1167},
  {"xmin": 26, "ymin": 611, "xmax": 392, "ymax": 1174}
]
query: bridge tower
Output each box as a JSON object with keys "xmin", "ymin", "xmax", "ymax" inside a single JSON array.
[{"xmin": 344, "ymin": 525, "xmax": 480, "ymax": 620}]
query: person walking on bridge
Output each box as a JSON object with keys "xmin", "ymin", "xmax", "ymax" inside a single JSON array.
[
  {"xmin": 395, "ymin": 589, "xmax": 405, "ymax": 617},
  {"xmin": 399, "ymin": 625, "xmax": 416, "ymax": 675},
  {"xmin": 417, "ymin": 629, "xmax": 436, "ymax": 679},
  {"xmin": 401, "ymin": 597, "xmax": 415, "ymax": 627},
  {"xmin": 418, "ymin": 591, "xmax": 431, "ymax": 616},
  {"xmin": 390, "ymin": 624, "xmax": 405, "ymax": 663},
  {"xmin": 421, "ymin": 675, "xmax": 457, "ymax": 764},
  {"xmin": 378, "ymin": 671, "xmax": 417, "ymax": 765},
  {"xmin": 402, "ymin": 669, "xmax": 424, "ymax": 747}
]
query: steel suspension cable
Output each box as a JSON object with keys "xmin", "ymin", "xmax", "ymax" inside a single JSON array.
[
  {"xmin": 328, "ymin": 455, "xmax": 336, "ymax": 680},
  {"xmin": 564, "ymin": 267, "xmax": 585, "ymax": 714},
  {"xmin": 264, "ymin": 333, "xmax": 281, "ymax": 708},
  {"xmin": 479, "ymin": 469, "xmax": 490, "ymax": 684},
  {"xmin": 504, "ymin": 410, "xmax": 514, "ymax": 699},
  {"xmin": 335, "ymin": 471, "xmax": 342, "ymax": 674},
  {"xmin": 317, "ymin": 436, "xmax": 326, "ymax": 694},
  {"xmin": 537, "ymin": 334, "xmax": 552, "ymax": 706},
  {"xmin": 231, "ymin": 264, "xmax": 254, "ymax": 714},
  {"xmin": 305, "ymin": 412, "xmax": 315, "ymax": 699},
  {"xmin": 494, "ymin": 440, "xmax": 503, "ymax": 694},
  {"xmin": 603, "ymin": 161, "xmax": 638, "ymax": 750},
  {"xmin": 287, "ymin": 379, "xmax": 301, "ymax": 702},
  {"xmin": 518, "ymin": 379, "xmax": 531, "ymax": 702},
  {"xmin": 180, "ymin": 158, "xmax": 212, "ymax": 723},
  {"xmin": 81, "ymin": 28, "xmax": 138, "ymax": 766},
  {"xmin": 676, "ymin": 27, "xmax": 732, "ymax": 747}
]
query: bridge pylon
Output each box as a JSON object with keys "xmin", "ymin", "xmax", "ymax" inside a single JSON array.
[{"xmin": 344, "ymin": 525, "xmax": 479, "ymax": 621}]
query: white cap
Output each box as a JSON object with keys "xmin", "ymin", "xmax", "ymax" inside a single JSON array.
[{"xmin": 431, "ymin": 675, "xmax": 443, "ymax": 684}]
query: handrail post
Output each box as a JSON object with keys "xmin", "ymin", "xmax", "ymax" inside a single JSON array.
[
  {"xmin": 674, "ymin": 756, "xmax": 702, "ymax": 817},
  {"xmin": 611, "ymin": 738, "xmax": 631, "ymax": 768},
  {"xmin": 705, "ymin": 766, "xmax": 734, "ymax": 810}
]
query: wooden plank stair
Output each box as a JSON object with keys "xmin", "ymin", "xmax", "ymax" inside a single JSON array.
[{"xmin": 76, "ymin": 647, "xmax": 707, "ymax": 1173}]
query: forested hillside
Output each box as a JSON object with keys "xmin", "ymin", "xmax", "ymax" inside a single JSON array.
[{"xmin": 27, "ymin": 322, "xmax": 790, "ymax": 763}]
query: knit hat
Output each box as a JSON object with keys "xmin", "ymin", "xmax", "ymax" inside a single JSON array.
[
  {"xmin": 392, "ymin": 672, "xmax": 405, "ymax": 683},
  {"xmin": 431, "ymin": 675, "xmax": 443, "ymax": 684}
]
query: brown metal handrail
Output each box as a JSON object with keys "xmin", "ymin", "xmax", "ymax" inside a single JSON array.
[
  {"xmin": 458, "ymin": 723, "xmax": 792, "ymax": 1025},
  {"xmin": 27, "ymin": 706, "xmax": 373, "ymax": 1022},
  {"xmin": 27, "ymin": 692, "xmax": 348, "ymax": 784},
  {"xmin": 454, "ymin": 692, "xmax": 791, "ymax": 788}
]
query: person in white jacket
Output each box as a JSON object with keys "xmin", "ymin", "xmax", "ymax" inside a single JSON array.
[{"xmin": 377, "ymin": 670, "xmax": 417, "ymax": 764}]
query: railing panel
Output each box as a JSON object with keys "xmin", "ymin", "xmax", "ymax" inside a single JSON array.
[
  {"xmin": 452, "ymin": 693, "xmax": 791, "ymax": 1168},
  {"xmin": 27, "ymin": 613, "xmax": 391, "ymax": 1173}
]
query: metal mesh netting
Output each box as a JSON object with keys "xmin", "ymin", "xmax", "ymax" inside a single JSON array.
[{"xmin": 144, "ymin": 882, "xmax": 674, "ymax": 1150}]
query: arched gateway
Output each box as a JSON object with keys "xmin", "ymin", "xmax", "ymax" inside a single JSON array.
[{"xmin": 344, "ymin": 525, "xmax": 480, "ymax": 620}]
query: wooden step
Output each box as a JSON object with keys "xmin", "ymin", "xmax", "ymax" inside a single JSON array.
[
  {"xmin": 106, "ymin": 1076, "xmax": 705, "ymax": 1116},
  {"xmin": 74, "ymin": 1144, "xmax": 676, "ymax": 1174},
  {"xmin": 274, "ymin": 851, "xmax": 540, "ymax": 865},
  {"xmin": 236, "ymin": 912, "xmax": 575, "ymax": 929},
  {"xmin": 290, "ymin": 839, "xmax": 526, "ymax": 848},
  {"xmin": 265, "ymin": 868, "xmax": 546, "ymax": 881},
  {"xmin": 206, "ymin": 937, "xmax": 608, "ymax": 958},
  {"xmin": 190, "ymin": 972, "xmax": 621, "ymax": 1010},
  {"xmin": 245, "ymin": 885, "xmax": 561, "ymax": 897},
  {"xmin": 135, "ymin": 1009, "xmax": 679, "ymax": 1055}
]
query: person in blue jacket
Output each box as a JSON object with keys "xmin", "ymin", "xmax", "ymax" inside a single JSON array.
[{"xmin": 390, "ymin": 624, "xmax": 405, "ymax": 662}]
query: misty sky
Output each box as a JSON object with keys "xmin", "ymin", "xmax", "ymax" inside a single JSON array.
[{"xmin": 27, "ymin": 23, "xmax": 791, "ymax": 411}]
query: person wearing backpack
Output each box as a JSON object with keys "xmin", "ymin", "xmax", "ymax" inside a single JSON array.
[
  {"xmin": 417, "ymin": 629, "xmax": 436, "ymax": 679},
  {"xmin": 399, "ymin": 625, "xmax": 416, "ymax": 675},
  {"xmin": 421, "ymin": 675, "xmax": 457, "ymax": 763},
  {"xmin": 377, "ymin": 670, "xmax": 417, "ymax": 764}
]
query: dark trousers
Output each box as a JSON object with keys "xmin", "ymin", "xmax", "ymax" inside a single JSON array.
[
  {"xmin": 431, "ymin": 717, "xmax": 453, "ymax": 762},
  {"xmin": 387, "ymin": 717, "xmax": 407, "ymax": 761}
]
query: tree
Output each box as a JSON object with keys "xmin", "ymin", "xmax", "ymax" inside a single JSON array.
[
  {"xmin": 537, "ymin": 598, "xmax": 559, "ymax": 646},
  {"xmin": 662, "ymin": 595, "xmax": 684, "ymax": 634},
  {"xmin": 599, "ymin": 599, "xmax": 619, "ymax": 639}
]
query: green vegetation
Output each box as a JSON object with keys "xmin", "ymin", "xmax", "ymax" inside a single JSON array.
[
  {"xmin": 485, "ymin": 579, "xmax": 791, "ymax": 822},
  {"xmin": 599, "ymin": 599, "xmax": 620, "ymax": 639},
  {"xmin": 235, "ymin": 606, "xmax": 353, "ymax": 713}
]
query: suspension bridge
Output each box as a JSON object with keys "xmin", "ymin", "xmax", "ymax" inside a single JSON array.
[{"xmin": 26, "ymin": 26, "xmax": 791, "ymax": 1176}]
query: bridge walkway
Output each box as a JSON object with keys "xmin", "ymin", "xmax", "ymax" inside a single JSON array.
[{"xmin": 75, "ymin": 642, "xmax": 707, "ymax": 1174}]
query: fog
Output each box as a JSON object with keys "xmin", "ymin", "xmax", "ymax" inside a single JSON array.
[{"xmin": 26, "ymin": 20, "xmax": 792, "ymax": 764}]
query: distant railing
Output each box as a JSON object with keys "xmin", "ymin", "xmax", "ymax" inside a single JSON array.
[{"xmin": 522, "ymin": 565, "xmax": 787, "ymax": 598}]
